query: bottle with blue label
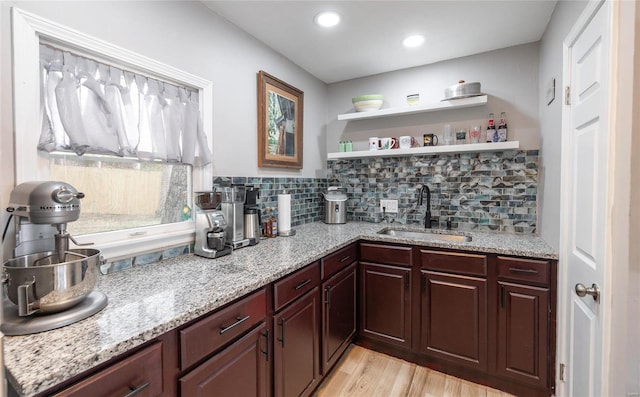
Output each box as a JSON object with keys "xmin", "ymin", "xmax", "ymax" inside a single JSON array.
[{"xmin": 497, "ymin": 112, "xmax": 508, "ymax": 142}]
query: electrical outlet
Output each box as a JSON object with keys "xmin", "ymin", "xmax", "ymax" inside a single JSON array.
[{"xmin": 380, "ymin": 199, "xmax": 398, "ymax": 213}]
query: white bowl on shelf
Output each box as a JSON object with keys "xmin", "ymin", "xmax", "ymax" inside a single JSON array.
[{"xmin": 352, "ymin": 94, "xmax": 384, "ymax": 112}]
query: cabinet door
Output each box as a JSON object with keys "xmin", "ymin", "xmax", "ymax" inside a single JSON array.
[
  {"xmin": 497, "ymin": 282, "xmax": 549, "ymax": 388},
  {"xmin": 322, "ymin": 262, "xmax": 356, "ymax": 374},
  {"xmin": 273, "ymin": 287, "xmax": 320, "ymax": 397},
  {"xmin": 359, "ymin": 262, "xmax": 412, "ymax": 349},
  {"xmin": 421, "ymin": 271, "xmax": 487, "ymax": 371},
  {"xmin": 179, "ymin": 323, "xmax": 270, "ymax": 397}
]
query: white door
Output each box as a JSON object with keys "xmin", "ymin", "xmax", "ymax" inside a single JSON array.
[{"xmin": 559, "ymin": 1, "xmax": 610, "ymax": 396}]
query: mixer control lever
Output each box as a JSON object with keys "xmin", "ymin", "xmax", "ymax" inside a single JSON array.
[{"xmin": 53, "ymin": 187, "xmax": 85, "ymax": 203}]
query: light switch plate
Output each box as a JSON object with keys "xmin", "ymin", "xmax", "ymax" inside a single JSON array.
[{"xmin": 380, "ymin": 199, "xmax": 398, "ymax": 213}]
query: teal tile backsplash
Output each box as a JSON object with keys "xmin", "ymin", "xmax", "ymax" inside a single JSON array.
[
  {"xmin": 102, "ymin": 151, "xmax": 537, "ymax": 274},
  {"xmin": 327, "ymin": 150, "xmax": 538, "ymax": 233}
]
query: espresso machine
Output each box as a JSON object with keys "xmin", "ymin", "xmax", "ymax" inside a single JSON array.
[
  {"xmin": 2, "ymin": 181, "xmax": 108, "ymax": 335},
  {"xmin": 194, "ymin": 192, "xmax": 232, "ymax": 259},
  {"xmin": 244, "ymin": 186, "xmax": 260, "ymax": 246},
  {"xmin": 221, "ymin": 186, "xmax": 250, "ymax": 249}
]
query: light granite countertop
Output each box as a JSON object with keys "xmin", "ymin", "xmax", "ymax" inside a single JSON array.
[{"xmin": 3, "ymin": 222, "xmax": 557, "ymax": 396}]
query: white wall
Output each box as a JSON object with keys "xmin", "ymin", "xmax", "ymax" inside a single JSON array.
[
  {"xmin": 537, "ymin": 0, "xmax": 588, "ymax": 249},
  {"xmin": 0, "ymin": 1, "xmax": 329, "ymax": 199},
  {"xmin": 326, "ymin": 43, "xmax": 540, "ymax": 153}
]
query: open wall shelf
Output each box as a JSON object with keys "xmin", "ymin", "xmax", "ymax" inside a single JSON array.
[
  {"xmin": 337, "ymin": 95, "xmax": 488, "ymax": 121},
  {"xmin": 327, "ymin": 141, "xmax": 520, "ymax": 160}
]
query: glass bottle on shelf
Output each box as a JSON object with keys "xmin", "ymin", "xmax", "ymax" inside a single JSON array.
[{"xmin": 497, "ymin": 112, "xmax": 508, "ymax": 142}]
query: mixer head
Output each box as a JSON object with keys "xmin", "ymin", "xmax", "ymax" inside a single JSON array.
[{"xmin": 7, "ymin": 181, "xmax": 85, "ymax": 225}]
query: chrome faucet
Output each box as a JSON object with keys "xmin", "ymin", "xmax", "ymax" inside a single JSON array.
[{"xmin": 417, "ymin": 185, "xmax": 433, "ymax": 228}]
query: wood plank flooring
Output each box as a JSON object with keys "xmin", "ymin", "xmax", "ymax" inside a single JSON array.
[{"xmin": 315, "ymin": 345, "xmax": 515, "ymax": 397}]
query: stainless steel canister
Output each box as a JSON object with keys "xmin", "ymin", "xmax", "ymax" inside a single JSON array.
[{"xmin": 323, "ymin": 187, "xmax": 347, "ymax": 224}]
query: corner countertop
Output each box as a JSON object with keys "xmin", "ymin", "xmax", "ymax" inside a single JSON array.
[{"xmin": 3, "ymin": 222, "xmax": 557, "ymax": 396}]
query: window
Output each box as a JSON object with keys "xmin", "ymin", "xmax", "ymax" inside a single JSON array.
[{"xmin": 12, "ymin": 7, "xmax": 213, "ymax": 259}]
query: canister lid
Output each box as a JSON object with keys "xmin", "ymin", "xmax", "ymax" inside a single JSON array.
[{"xmin": 325, "ymin": 186, "xmax": 347, "ymax": 201}]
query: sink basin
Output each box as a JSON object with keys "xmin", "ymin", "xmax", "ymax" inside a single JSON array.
[{"xmin": 377, "ymin": 227, "xmax": 472, "ymax": 242}]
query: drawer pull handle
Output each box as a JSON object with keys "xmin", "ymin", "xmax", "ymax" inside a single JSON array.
[
  {"xmin": 509, "ymin": 267, "xmax": 539, "ymax": 275},
  {"xmin": 219, "ymin": 315, "xmax": 250, "ymax": 335},
  {"xmin": 261, "ymin": 329, "xmax": 270, "ymax": 361},
  {"xmin": 339, "ymin": 255, "xmax": 352, "ymax": 263},
  {"xmin": 124, "ymin": 382, "xmax": 149, "ymax": 397},
  {"xmin": 294, "ymin": 279, "xmax": 312, "ymax": 291},
  {"xmin": 277, "ymin": 318, "xmax": 285, "ymax": 347},
  {"xmin": 325, "ymin": 286, "xmax": 332, "ymax": 308}
]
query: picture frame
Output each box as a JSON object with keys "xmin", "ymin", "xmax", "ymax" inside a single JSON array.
[{"xmin": 257, "ymin": 71, "xmax": 304, "ymax": 169}]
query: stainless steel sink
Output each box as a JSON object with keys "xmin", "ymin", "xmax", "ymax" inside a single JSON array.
[{"xmin": 377, "ymin": 227, "xmax": 472, "ymax": 242}]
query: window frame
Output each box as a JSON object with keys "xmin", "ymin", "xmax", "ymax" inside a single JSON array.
[{"xmin": 11, "ymin": 7, "xmax": 213, "ymax": 260}]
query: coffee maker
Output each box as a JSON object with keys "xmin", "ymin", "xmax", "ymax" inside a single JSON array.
[
  {"xmin": 244, "ymin": 186, "xmax": 260, "ymax": 246},
  {"xmin": 194, "ymin": 192, "xmax": 232, "ymax": 259},
  {"xmin": 220, "ymin": 186, "xmax": 250, "ymax": 249}
]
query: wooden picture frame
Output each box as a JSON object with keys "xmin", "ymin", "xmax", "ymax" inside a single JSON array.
[{"xmin": 257, "ymin": 71, "xmax": 304, "ymax": 169}]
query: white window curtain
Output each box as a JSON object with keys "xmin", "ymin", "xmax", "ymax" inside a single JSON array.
[{"xmin": 38, "ymin": 44, "xmax": 212, "ymax": 166}]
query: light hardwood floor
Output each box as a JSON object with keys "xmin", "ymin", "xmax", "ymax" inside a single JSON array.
[{"xmin": 315, "ymin": 345, "xmax": 515, "ymax": 397}]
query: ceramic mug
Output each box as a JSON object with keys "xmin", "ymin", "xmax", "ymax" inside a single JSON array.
[
  {"xmin": 399, "ymin": 136, "xmax": 414, "ymax": 149},
  {"xmin": 423, "ymin": 133, "xmax": 438, "ymax": 146},
  {"xmin": 380, "ymin": 137, "xmax": 398, "ymax": 150},
  {"xmin": 368, "ymin": 137, "xmax": 380, "ymax": 150}
]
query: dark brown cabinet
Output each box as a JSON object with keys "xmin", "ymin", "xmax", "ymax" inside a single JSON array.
[
  {"xmin": 54, "ymin": 341, "xmax": 165, "ymax": 397},
  {"xmin": 496, "ymin": 256, "xmax": 552, "ymax": 389},
  {"xmin": 419, "ymin": 249, "xmax": 488, "ymax": 371},
  {"xmin": 359, "ymin": 262, "xmax": 412, "ymax": 349},
  {"xmin": 273, "ymin": 287, "xmax": 321, "ymax": 397},
  {"xmin": 179, "ymin": 322, "xmax": 270, "ymax": 397},
  {"xmin": 420, "ymin": 271, "xmax": 488, "ymax": 371},
  {"xmin": 321, "ymin": 262, "xmax": 357, "ymax": 373}
]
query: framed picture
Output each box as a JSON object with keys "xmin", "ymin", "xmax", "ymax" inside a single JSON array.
[{"xmin": 257, "ymin": 71, "xmax": 304, "ymax": 169}]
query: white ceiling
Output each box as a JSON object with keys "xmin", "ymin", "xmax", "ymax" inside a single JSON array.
[{"xmin": 202, "ymin": 1, "xmax": 557, "ymax": 84}]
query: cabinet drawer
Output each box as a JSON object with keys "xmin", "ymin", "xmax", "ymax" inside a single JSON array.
[
  {"xmin": 274, "ymin": 261, "xmax": 320, "ymax": 312},
  {"xmin": 180, "ymin": 288, "xmax": 267, "ymax": 370},
  {"xmin": 359, "ymin": 243, "xmax": 412, "ymax": 267},
  {"xmin": 420, "ymin": 249, "xmax": 487, "ymax": 276},
  {"xmin": 321, "ymin": 244, "xmax": 357, "ymax": 279},
  {"xmin": 54, "ymin": 342, "xmax": 163, "ymax": 397},
  {"xmin": 497, "ymin": 256, "xmax": 550, "ymax": 286}
]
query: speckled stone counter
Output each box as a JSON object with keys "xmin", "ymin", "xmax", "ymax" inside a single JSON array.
[{"xmin": 3, "ymin": 222, "xmax": 557, "ymax": 396}]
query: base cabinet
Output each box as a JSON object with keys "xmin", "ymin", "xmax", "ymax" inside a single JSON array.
[
  {"xmin": 357, "ymin": 243, "xmax": 556, "ymax": 397},
  {"xmin": 359, "ymin": 262, "xmax": 412, "ymax": 349},
  {"xmin": 179, "ymin": 323, "xmax": 270, "ymax": 397},
  {"xmin": 420, "ymin": 271, "xmax": 487, "ymax": 371},
  {"xmin": 273, "ymin": 287, "xmax": 320, "ymax": 397},
  {"xmin": 322, "ymin": 262, "xmax": 357, "ymax": 373},
  {"xmin": 54, "ymin": 341, "xmax": 165, "ymax": 397},
  {"xmin": 497, "ymin": 282, "xmax": 550, "ymax": 387}
]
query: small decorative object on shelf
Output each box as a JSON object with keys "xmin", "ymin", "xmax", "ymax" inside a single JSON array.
[
  {"xmin": 407, "ymin": 93, "xmax": 420, "ymax": 105},
  {"xmin": 497, "ymin": 112, "xmax": 508, "ymax": 142},
  {"xmin": 486, "ymin": 112, "xmax": 497, "ymax": 143}
]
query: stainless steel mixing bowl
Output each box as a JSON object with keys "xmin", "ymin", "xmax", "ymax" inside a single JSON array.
[{"xmin": 2, "ymin": 248, "xmax": 102, "ymax": 316}]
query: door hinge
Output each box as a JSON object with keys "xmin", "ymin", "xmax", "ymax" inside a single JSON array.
[
  {"xmin": 559, "ymin": 363, "xmax": 566, "ymax": 381},
  {"xmin": 565, "ymin": 86, "xmax": 571, "ymax": 105}
]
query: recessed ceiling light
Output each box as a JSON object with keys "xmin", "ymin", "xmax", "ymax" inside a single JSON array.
[
  {"xmin": 403, "ymin": 35, "xmax": 425, "ymax": 48},
  {"xmin": 315, "ymin": 11, "xmax": 340, "ymax": 28}
]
